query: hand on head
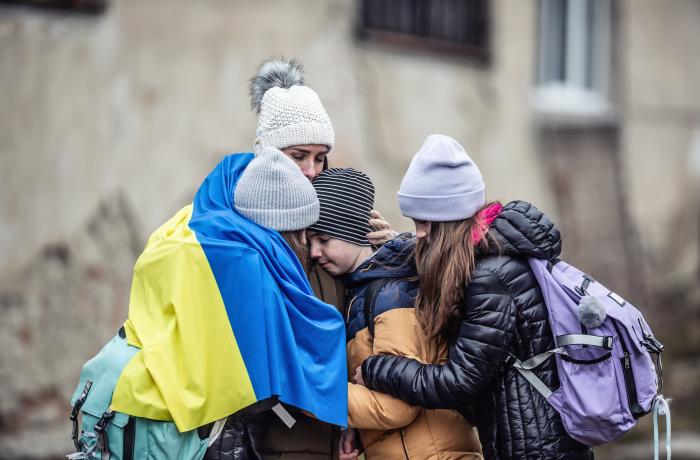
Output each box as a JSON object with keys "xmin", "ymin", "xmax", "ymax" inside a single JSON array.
[{"xmin": 367, "ymin": 210, "xmax": 398, "ymax": 245}]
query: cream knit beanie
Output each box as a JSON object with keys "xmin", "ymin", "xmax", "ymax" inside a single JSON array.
[{"xmin": 249, "ymin": 58, "xmax": 335, "ymax": 152}]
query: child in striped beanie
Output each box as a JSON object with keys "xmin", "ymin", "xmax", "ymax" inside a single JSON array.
[{"xmin": 308, "ymin": 168, "xmax": 376, "ymax": 276}]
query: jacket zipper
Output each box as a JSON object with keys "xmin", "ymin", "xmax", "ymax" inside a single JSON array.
[
  {"xmin": 346, "ymin": 296, "xmax": 357, "ymax": 322},
  {"xmin": 612, "ymin": 321, "xmax": 645, "ymax": 418},
  {"xmin": 399, "ymin": 428, "xmax": 410, "ymax": 460}
]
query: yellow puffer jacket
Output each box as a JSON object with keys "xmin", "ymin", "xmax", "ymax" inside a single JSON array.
[{"xmin": 345, "ymin": 239, "xmax": 483, "ymax": 460}]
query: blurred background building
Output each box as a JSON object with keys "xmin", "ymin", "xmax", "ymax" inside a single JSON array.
[{"xmin": 1, "ymin": 0, "xmax": 699, "ymax": 458}]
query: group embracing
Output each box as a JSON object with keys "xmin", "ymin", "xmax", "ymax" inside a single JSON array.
[{"xmin": 68, "ymin": 58, "xmax": 668, "ymax": 460}]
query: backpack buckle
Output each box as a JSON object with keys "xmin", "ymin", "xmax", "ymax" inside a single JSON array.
[
  {"xmin": 70, "ymin": 380, "xmax": 93, "ymax": 421},
  {"xmin": 94, "ymin": 411, "xmax": 115, "ymax": 456},
  {"xmin": 603, "ymin": 336, "xmax": 614, "ymax": 349},
  {"xmin": 643, "ymin": 335, "xmax": 664, "ymax": 354},
  {"xmin": 70, "ymin": 405, "xmax": 80, "ymax": 422},
  {"xmin": 575, "ymin": 274, "xmax": 596, "ymax": 296},
  {"xmin": 505, "ymin": 352, "xmax": 519, "ymax": 366},
  {"xmin": 70, "ymin": 380, "xmax": 93, "ymax": 451},
  {"xmin": 94, "ymin": 410, "xmax": 115, "ymax": 434}
]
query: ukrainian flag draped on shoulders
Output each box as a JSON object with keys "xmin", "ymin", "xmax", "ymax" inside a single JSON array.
[{"xmin": 111, "ymin": 153, "xmax": 348, "ymax": 432}]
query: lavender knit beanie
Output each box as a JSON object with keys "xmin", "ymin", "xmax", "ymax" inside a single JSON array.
[{"xmin": 398, "ymin": 134, "xmax": 485, "ymax": 222}]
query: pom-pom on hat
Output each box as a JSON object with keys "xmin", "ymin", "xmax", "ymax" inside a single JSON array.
[{"xmin": 249, "ymin": 58, "xmax": 335, "ymax": 152}]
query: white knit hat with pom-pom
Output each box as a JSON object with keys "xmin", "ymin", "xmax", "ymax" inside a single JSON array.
[{"xmin": 249, "ymin": 58, "xmax": 335, "ymax": 152}]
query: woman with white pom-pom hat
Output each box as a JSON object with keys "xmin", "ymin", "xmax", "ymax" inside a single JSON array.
[
  {"xmin": 248, "ymin": 58, "xmax": 334, "ymax": 182},
  {"xmin": 199, "ymin": 58, "xmax": 396, "ymax": 460},
  {"xmin": 248, "ymin": 58, "xmax": 395, "ymax": 248}
]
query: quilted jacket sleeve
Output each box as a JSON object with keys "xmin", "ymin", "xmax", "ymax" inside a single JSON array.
[{"xmin": 361, "ymin": 267, "xmax": 518, "ymax": 409}]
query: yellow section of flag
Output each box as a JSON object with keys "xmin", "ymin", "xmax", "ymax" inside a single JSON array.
[{"xmin": 111, "ymin": 205, "xmax": 258, "ymax": 431}]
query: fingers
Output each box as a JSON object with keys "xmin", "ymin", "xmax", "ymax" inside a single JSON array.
[
  {"xmin": 353, "ymin": 366, "xmax": 365, "ymax": 386},
  {"xmin": 369, "ymin": 218, "xmax": 390, "ymax": 231},
  {"xmin": 339, "ymin": 429, "xmax": 359, "ymax": 459},
  {"xmin": 366, "ymin": 230, "xmax": 386, "ymax": 241},
  {"xmin": 368, "ymin": 209, "xmax": 396, "ymax": 245},
  {"xmin": 353, "ymin": 367, "xmax": 364, "ymax": 385},
  {"xmin": 339, "ymin": 450, "xmax": 359, "ymax": 460},
  {"xmin": 341, "ymin": 432, "xmax": 354, "ymax": 453},
  {"xmin": 367, "ymin": 229, "xmax": 398, "ymax": 245},
  {"xmin": 340, "ymin": 436, "xmax": 359, "ymax": 459},
  {"xmin": 369, "ymin": 209, "xmax": 390, "ymax": 231}
]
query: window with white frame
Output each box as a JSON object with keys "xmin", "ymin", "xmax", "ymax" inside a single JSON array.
[{"xmin": 533, "ymin": 0, "xmax": 613, "ymax": 120}]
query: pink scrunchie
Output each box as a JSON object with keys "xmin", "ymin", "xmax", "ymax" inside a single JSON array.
[{"xmin": 471, "ymin": 203, "xmax": 503, "ymax": 245}]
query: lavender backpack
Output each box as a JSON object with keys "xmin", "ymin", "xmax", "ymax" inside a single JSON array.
[{"xmin": 510, "ymin": 258, "xmax": 669, "ymax": 453}]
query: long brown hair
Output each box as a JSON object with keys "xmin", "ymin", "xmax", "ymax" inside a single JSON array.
[
  {"xmin": 281, "ymin": 230, "xmax": 311, "ymax": 274},
  {"xmin": 414, "ymin": 202, "xmax": 501, "ymax": 341}
]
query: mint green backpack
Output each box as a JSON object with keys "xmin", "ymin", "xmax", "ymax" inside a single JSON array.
[{"xmin": 67, "ymin": 331, "xmax": 211, "ymax": 460}]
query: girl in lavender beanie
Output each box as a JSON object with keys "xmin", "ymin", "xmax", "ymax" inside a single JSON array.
[
  {"xmin": 398, "ymin": 134, "xmax": 486, "ymax": 221},
  {"xmin": 359, "ymin": 135, "xmax": 592, "ymax": 460}
]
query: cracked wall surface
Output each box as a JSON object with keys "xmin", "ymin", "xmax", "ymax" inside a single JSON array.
[{"xmin": 0, "ymin": 194, "xmax": 141, "ymax": 458}]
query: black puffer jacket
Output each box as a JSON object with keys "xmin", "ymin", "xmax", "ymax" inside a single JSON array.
[
  {"xmin": 361, "ymin": 201, "xmax": 594, "ymax": 460},
  {"xmin": 202, "ymin": 411, "xmax": 270, "ymax": 460},
  {"xmin": 201, "ymin": 399, "xmax": 275, "ymax": 460}
]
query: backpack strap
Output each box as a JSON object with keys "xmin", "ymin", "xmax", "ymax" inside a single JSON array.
[
  {"xmin": 556, "ymin": 334, "xmax": 614, "ymax": 349},
  {"xmin": 508, "ymin": 352, "xmax": 553, "ymax": 399},
  {"xmin": 363, "ymin": 279, "xmax": 390, "ymax": 337},
  {"xmin": 514, "ymin": 334, "xmax": 614, "ymax": 371},
  {"xmin": 94, "ymin": 410, "xmax": 115, "ymax": 460},
  {"xmin": 70, "ymin": 380, "xmax": 93, "ymax": 451},
  {"xmin": 546, "ymin": 258, "xmax": 561, "ymax": 272},
  {"xmin": 652, "ymin": 395, "xmax": 671, "ymax": 460},
  {"xmin": 207, "ymin": 417, "xmax": 228, "ymax": 447},
  {"xmin": 511, "ymin": 348, "xmax": 568, "ymax": 371},
  {"xmin": 509, "ymin": 334, "xmax": 615, "ymax": 399}
]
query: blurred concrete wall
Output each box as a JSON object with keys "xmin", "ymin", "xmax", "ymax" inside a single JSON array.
[
  {"xmin": 621, "ymin": 0, "xmax": 700, "ymax": 292},
  {"xmin": 0, "ymin": 0, "xmax": 557, "ymax": 282},
  {"xmin": 1, "ymin": 0, "xmax": 699, "ymax": 458}
]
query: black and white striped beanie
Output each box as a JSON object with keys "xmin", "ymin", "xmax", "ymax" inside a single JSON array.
[{"xmin": 310, "ymin": 168, "xmax": 375, "ymax": 246}]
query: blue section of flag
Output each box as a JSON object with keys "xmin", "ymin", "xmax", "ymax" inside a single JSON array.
[{"xmin": 188, "ymin": 153, "xmax": 348, "ymax": 427}]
